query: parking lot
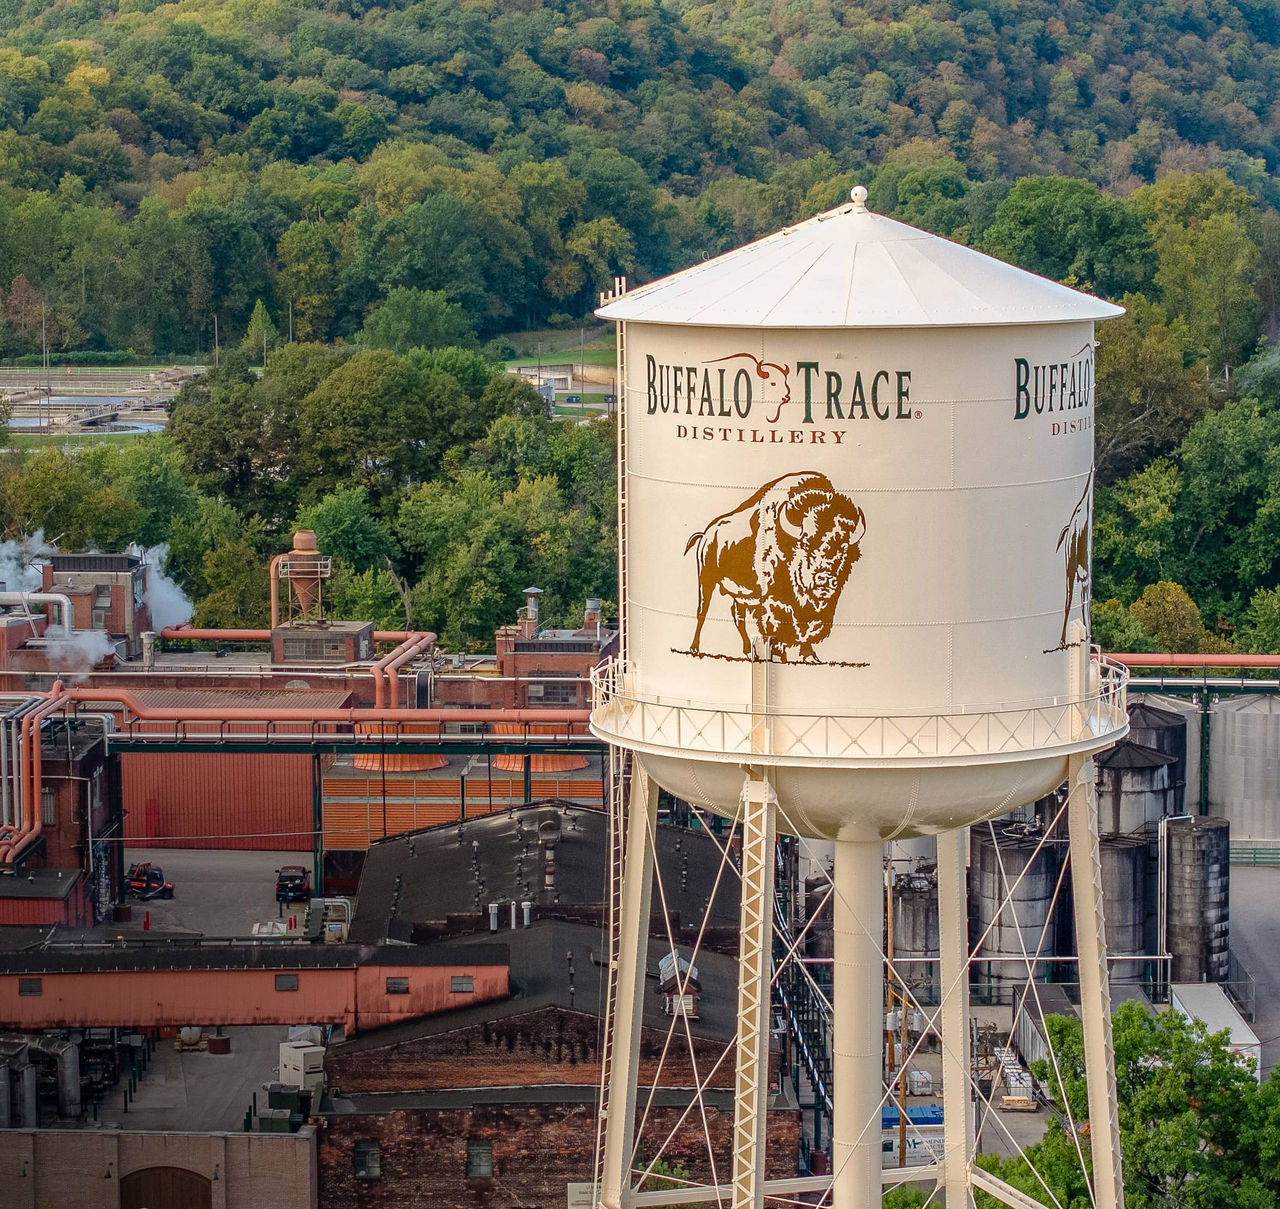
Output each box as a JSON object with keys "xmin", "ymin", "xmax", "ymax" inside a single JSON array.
[{"xmin": 123, "ymin": 848, "xmax": 316, "ymax": 938}]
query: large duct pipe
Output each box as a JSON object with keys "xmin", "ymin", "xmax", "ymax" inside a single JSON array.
[
  {"xmin": 385, "ymin": 635, "xmax": 436, "ymax": 708},
  {"xmin": 1110, "ymin": 653, "xmax": 1280, "ymax": 668},
  {"xmin": 60, "ymin": 685, "xmax": 587, "ymax": 727},
  {"xmin": 0, "ymin": 592, "xmax": 76, "ymax": 631},
  {"xmin": 0, "ymin": 682, "xmax": 67, "ymax": 867}
]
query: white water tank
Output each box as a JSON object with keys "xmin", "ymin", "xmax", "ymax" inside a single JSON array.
[{"xmin": 593, "ymin": 190, "xmax": 1128, "ymax": 840}]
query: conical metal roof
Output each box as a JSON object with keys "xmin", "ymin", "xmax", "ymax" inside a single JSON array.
[{"xmin": 597, "ymin": 188, "xmax": 1124, "ymax": 329}]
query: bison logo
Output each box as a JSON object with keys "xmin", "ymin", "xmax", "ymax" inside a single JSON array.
[
  {"xmin": 1046, "ymin": 469, "xmax": 1093, "ymax": 653},
  {"xmin": 682, "ymin": 472, "xmax": 866, "ymax": 664}
]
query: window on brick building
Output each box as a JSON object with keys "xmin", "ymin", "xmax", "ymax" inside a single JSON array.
[
  {"xmin": 385, "ymin": 977, "xmax": 409, "ymax": 994},
  {"xmin": 41, "ymin": 788, "xmax": 55, "ymax": 826},
  {"xmin": 466, "ymin": 1139, "xmax": 493, "ymax": 1178},
  {"xmin": 353, "ymin": 1140, "xmax": 381, "ymax": 1181},
  {"xmin": 451, "ymin": 975, "xmax": 474, "ymax": 993},
  {"xmin": 274, "ymin": 974, "xmax": 299, "ymax": 991}
]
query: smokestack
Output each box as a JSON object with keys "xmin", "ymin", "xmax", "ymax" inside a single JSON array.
[
  {"xmin": 583, "ymin": 598, "xmax": 601, "ymax": 638},
  {"xmin": 520, "ymin": 587, "xmax": 543, "ymax": 640},
  {"xmin": 141, "ymin": 631, "xmax": 155, "ymax": 671}
]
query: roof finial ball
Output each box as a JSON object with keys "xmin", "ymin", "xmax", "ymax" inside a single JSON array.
[{"xmin": 849, "ymin": 184, "xmax": 869, "ymax": 212}]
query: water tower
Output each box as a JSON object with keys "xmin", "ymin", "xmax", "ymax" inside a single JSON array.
[{"xmin": 591, "ymin": 190, "xmax": 1129, "ymax": 1209}]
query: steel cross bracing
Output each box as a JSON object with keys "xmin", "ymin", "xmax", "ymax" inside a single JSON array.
[
  {"xmin": 731, "ymin": 774, "xmax": 777, "ymax": 1209},
  {"xmin": 1067, "ymin": 753, "xmax": 1126, "ymax": 1209}
]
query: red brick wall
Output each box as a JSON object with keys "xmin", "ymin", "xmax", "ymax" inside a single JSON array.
[
  {"xmin": 325, "ymin": 1007, "xmax": 733, "ymax": 1095},
  {"xmin": 318, "ymin": 1103, "xmax": 798, "ymax": 1209}
]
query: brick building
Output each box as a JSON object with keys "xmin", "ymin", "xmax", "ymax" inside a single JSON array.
[
  {"xmin": 314, "ymin": 805, "xmax": 798, "ymax": 1205},
  {"xmin": 317, "ymin": 923, "xmax": 798, "ymax": 1207}
]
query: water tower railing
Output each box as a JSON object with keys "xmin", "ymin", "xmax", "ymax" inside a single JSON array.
[{"xmin": 590, "ymin": 657, "xmax": 1128, "ymax": 764}]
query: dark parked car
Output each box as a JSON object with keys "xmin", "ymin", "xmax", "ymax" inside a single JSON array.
[{"xmin": 275, "ymin": 866, "xmax": 311, "ymax": 903}]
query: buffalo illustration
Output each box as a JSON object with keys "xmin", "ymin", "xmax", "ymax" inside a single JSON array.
[
  {"xmin": 684, "ymin": 472, "xmax": 866, "ymax": 663},
  {"xmin": 1053, "ymin": 470, "xmax": 1093, "ymax": 651}
]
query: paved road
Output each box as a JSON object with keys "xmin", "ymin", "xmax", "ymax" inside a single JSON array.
[
  {"xmin": 125, "ymin": 848, "xmax": 313, "ymax": 938},
  {"xmin": 97, "ymin": 1025, "xmax": 289, "ymax": 1132},
  {"xmin": 1225, "ymin": 865, "xmax": 1280, "ymax": 1079}
]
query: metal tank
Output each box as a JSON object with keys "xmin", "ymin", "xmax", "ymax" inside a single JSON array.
[
  {"xmin": 1127, "ymin": 700, "xmax": 1188, "ymax": 804},
  {"xmin": 1095, "ymin": 740, "xmax": 1174, "ymax": 836},
  {"xmin": 1136, "ymin": 693, "xmax": 1201, "ymax": 814},
  {"xmin": 1208, "ymin": 695, "xmax": 1280, "ymax": 844},
  {"xmin": 1163, "ymin": 815, "xmax": 1230, "ymax": 983},
  {"xmin": 1099, "ymin": 837, "xmax": 1148, "ymax": 985},
  {"xmin": 971, "ymin": 826, "xmax": 1063, "ymax": 995},
  {"xmin": 591, "ymin": 190, "xmax": 1130, "ymax": 1209},
  {"xmin": 892, "ymin": 866, "xmax": 939, "ymax": 1004}
]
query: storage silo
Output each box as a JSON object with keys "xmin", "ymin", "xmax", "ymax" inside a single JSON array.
[
  {"xmin": 1095, "ymin": 740, "xmax": 1174, "ymax": 836},
  {"xmin": 1127, "ymin": 699, "xmax": 1188, "ymax": 801},
  {"xmin": 1136, "ymin": 693, "xmax": 1202, "ymax": 814},
  {"xmin": 892, "ymin": 866, "xmax": 939, "ymax": 1004},
  {"xmin": 1099, "ymin": 836, "xmax": 1149, "ymax": 984},
  {"xmin": 592, "ymin": 190, "xmax": 1130, "ymax": 1209},
  {"xmin": 1209, "ymin": 695, "xmax": 1280, "ymax": 844},
  {"xmin": 971, "ymin": 827, "xmax": 1064, "ymax": 995},
  {"xmin": 1164, "ymin": 815, "xmax": 1230, "ymax": 983}
]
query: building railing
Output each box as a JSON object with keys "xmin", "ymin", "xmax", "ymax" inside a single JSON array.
[{"xmin": 590, "ymin": 656, "xmax": 1129, "ymax": 764}]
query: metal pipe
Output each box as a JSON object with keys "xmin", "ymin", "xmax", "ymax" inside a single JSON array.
[
  {"xmin": 3, "ymin": 698, "xmax": 43, "ymax": 845},
  {"xmin": 385, "ymin": 635, "xmax": 436, "ymax": 708},
  {"xmin": 161, "ymin": 626, "xmax": 439, "ymax": 645},
  {"xmin": 1109, "ymin": 652, "xmax": 1280, "ymax": 668},
  {"xmin": 59, "ymin": 685, "xmax": 582, "ymax": 726},
  {"xmin": 831, "ymin": 839, "xmax": 884, "ymax": 1209},
  {"xmin": 0, "ymin": 592, "xmax": 75, "ymax": 631},
  {"xmin": 0, "ymin": 682, "xmax": 67, "ymax": 866},
  {"xmin": 267, "ymin": 553, "xmax": 287, "ymax": 629}
]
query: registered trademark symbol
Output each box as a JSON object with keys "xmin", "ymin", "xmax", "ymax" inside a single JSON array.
[{"xmin": 914, "ymin": 410, "xmax": 922, "ymax": 419}]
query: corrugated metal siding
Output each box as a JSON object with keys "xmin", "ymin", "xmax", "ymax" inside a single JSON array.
[
  {"xmin": 0, "ymin": 884, "xmax": 87, "ymax": 927},
  {"xmin": 122, "ymin": 752, "xmax": 314, "ymax": 851},
  {"xmin": 1209, "ymin": 695, "xmax": 1280, "ymax": 842},
  {"xmin": 0, "ymin": 964, "xmax": 507, "ymax": 1034},
  {"xmin": 321, "ymin": 775, "xmax": 604, "ymax": 851}
]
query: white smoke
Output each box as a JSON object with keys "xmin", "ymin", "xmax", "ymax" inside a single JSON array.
[
  {"xmin": 0, "ymin": 530, "xmax": 55, "ymax": 592},
  {"xmin": 43, "ymin": 625, "xmax": 116, "ymax": 677},
  {"xmin": 129, "ymin": 543, "xmax": 194, "ymax": 629}
]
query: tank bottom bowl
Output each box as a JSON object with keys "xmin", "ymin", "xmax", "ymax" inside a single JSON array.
[{"xmin": 637, "ymin": 751, "xmax": 1075, "ymax": 842}]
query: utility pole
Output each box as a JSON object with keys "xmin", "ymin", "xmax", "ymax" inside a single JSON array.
[
  {"xmin": 212, "ymin": 315, "xmax": 219, "ymax": 369},
  {"xmin": 288, "ymin": 301, "xmax": 294, "ymax": 343}
]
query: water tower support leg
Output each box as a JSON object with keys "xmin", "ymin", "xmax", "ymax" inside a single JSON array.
[
  {"xmin": 1067, "ymin": 752, "xmax": 1125, "ymax": 1209},
  {"xmin": 936, "ymin": 827, "xmax": 974, "ymax": 1207},
  {"xmin": 731, "ymin": 774, "xmax": 777, "ymax": 1209},
  {"xmin": 831, "ymin": 839, "xmax": 884, "ymax": 1209},
  {"xmin": 599, "ymin": 765, "xmax": 659, "ymax": 1209}
]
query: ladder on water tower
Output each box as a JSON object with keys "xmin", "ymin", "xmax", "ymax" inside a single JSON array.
[{"xmin": 593, "ymin": 745, "xmax": 630, "ymax": 1195}]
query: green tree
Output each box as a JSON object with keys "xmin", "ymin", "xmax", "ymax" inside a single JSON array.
[
  {"xmin": 240, "ymin": 299, "xmax": 278, "ymax": 366},
  {"xmin": 1094, "ymin": 295, "xmax": 1215, "ymax": 484},
  {"xmin": 981, "ymin": 177, "xmax": 1154, "ymax": 297},
  {"xmin": 193, "ymin": 539, "xmax": 270, "ymax": 628},
  {"xmin": 1128, "ymin": 581, "xmax": 1225, "ymax": 654},
  {"xmin": 296, "ymin": 486, "xmax": 395, "ymax": 573},
  {"xmin": 1135, "ymin": 171, "xmax": 1262, "ymax": 373},
  {"xmin": 356, "ymin": 287, "xmax": 476, "ymax": 355},
  {"xmin": 979, "ymin": 1002, "xmax": 1275, "ymax": 1209}
]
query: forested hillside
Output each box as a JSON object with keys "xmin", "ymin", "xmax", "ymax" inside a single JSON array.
[
  {"xmin": 3, "ymin": 0, "xmax": 1280, "ymax": 653},
  {"xmin": 2, "ymin": 0, "xmax": 1280, "ymax": 353}
]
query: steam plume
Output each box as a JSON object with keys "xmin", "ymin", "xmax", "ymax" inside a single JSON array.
[{"xmin": 0, "ymin": 531, "xmax": 54, "ymax": 592}]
